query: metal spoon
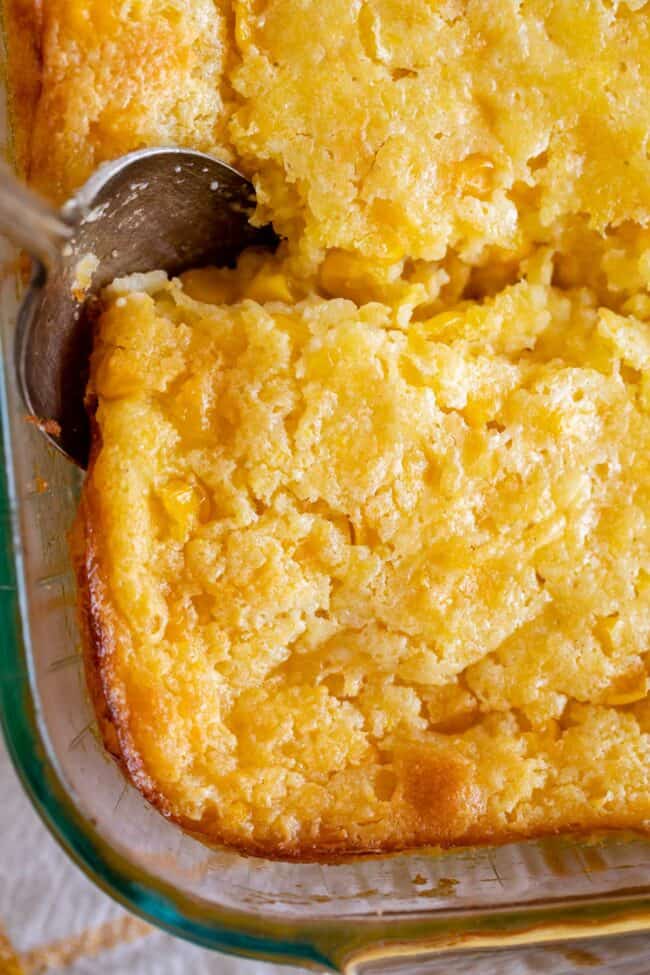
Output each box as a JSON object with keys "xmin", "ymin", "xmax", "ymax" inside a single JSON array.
[{"xmin": 0, "ymin": 148, "xmax": 277, "ymax": 467}]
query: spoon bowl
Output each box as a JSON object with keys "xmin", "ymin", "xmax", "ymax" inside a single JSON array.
[{"xmin": 2, "ymin": 148, "xmax": 276, "ymax": 467}]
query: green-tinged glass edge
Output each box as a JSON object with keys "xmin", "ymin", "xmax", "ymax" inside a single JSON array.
[{"xmin": 0, "ymin": 369, "xmax": 335, "ymax": 969}]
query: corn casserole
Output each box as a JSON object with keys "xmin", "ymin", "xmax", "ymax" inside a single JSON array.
[{"xmin": 6, "ymin": 0, "xmax": 650, "ymax": 857}]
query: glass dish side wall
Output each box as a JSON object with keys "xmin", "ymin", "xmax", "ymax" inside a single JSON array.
[{"xmin": 1, "ymin": 13, "xmax": 650, "ymax": 974}]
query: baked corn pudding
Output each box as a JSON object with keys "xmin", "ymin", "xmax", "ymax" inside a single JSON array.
[{"xmin": 8, "ymin": 0, "xmax": 650, "ymax": 856}]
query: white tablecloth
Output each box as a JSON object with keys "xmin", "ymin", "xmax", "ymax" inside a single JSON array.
[{"xmin": 0, "ymin": 735, "xmax": 306, "ymax": 975}]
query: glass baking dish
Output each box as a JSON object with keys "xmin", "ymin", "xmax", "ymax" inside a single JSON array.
[{"xmin": 1, "ymin": 24, "xmax": 650, "ymax": 975}]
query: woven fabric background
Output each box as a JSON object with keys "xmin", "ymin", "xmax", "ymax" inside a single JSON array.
[{"xmin": 0, "ymin": 734, "xmax": 308, "ymax": 975}]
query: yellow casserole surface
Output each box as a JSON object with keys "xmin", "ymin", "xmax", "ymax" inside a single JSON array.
[
  {"xmin": 86, "ymin": 251, "xmax": 650, "ymax": 854},
  {"xmin": 11, "ymin": 0, "xmax": 650, "ymax": 855}
]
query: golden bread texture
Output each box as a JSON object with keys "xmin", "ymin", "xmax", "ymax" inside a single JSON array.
[
  {"xmin": 12, "ymin": 0, "xmax": 231, "ymax": 195},
  {"xmin": 8, "ymin": 0, "xmax": 650, "ymax": 855},
  {"xmin": 76, "ymin": 260, "xmax": 650, "ymax": 855},
  {"xmin": 12, "ymin": 0, "xmax": 650, "ymax": 262}
]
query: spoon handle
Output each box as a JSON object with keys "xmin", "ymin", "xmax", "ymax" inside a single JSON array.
[{"xmin": 0, "ymin": 160, "xmax": 73, "ymax": 269}]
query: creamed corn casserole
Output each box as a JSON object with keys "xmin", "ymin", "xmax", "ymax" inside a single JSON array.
[{"xmin": 8, "ymin": 0, "xmax": 650, "ymax": 856}]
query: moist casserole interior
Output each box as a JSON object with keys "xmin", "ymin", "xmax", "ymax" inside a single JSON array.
[{"xmin": 6, "ymin": 0, "xmax": 650, "ymax": 859}]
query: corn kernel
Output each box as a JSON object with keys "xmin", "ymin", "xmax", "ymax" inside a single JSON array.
[
  {"xmin": 419, "ymin": 308, "xmax": 470, "ymax": 340},
  {"xmin": 319, "ymin": 248, "xmax": 394, "ymax": 303},
  {"xmin": 234, "ymin": 0, "xmax": 255, "ymax": 50},
  {"xmin": 181, "ymin": 268, "xmax": 235, "ymax": 305},
  {"xmin": 65, "ymin": 0, "xmax": 115, "ymax": 37},
  {"xmin": 169, "ymin": 372, "xmax": 215, "ymax": 435},
  {"xmin": 368, "ymin": 200, "xmax": 406, "ymax": 261},
  {"xmin": 621, "ymin": 294, "xmax": 650, "ymax": 320},
  {"xmin": 244, "ymin": 270, "xmax": 294, "ymax": 303},
  {"xmin": 604, "ymin": 669, "xmax": 648, "ymax": 706},
  {"xmin": 158, "ymin": 479, "xmax": 209, "ymax": 541},
  {"xmin": 455, "ymin": 153, "xmax": 495, "ymax": 199}
]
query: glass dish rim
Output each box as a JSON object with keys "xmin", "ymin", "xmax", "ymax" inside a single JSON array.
[{"xmin": 2, "ymin": 371, "xmax": 650, "ymax": 971}]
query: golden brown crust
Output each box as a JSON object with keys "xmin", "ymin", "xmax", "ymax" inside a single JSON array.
[
  {"xmin": 74, "ymin": 483, "xmax": 650, "ymax": 860},
  {"xmin": 3, "ymin": 0, "xmax": 42, "ymax": 176},
  {"xmin": 8, "ymin": 1, "xmax": 232, "ymax": 203},
  {"xmin": 72, "ymin": 424, "xmax": 169, "ymax": 815},
  {"xmin": 74, "ymin": 425, "xmax": 490, "ymax": 861},
  {"xmin": 73, "ymin": 301, "xmax": 650, "ymax": 860},
  {"xmin": 71, "ymin": 512, "xmax": 650, "ymax": 861},
  {"xmin": 72, "ymin": 489, "xmax": 125, "ymax": 768}
]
